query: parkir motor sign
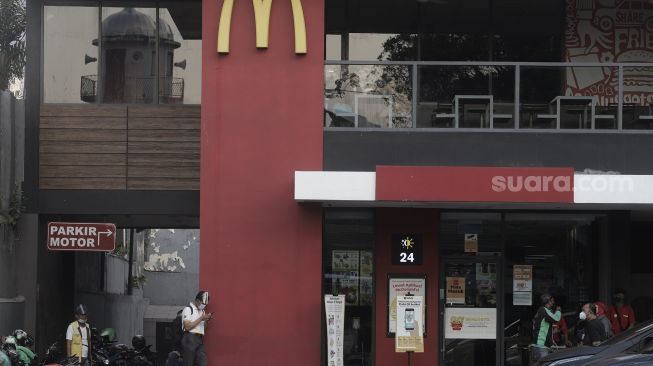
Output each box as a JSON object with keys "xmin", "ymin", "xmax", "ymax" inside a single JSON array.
[{"xmin": 47, "ymin": 222, "xmax": 116, "ymax": 252}]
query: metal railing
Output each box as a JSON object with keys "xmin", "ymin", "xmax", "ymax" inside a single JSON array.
[
  {"xmin": 324, "ymin": 61, "xmax": 653, "ymax": 131},
  {"xmin": 80, "ymin": 75, "xmax": 184, "ymax": 104}
]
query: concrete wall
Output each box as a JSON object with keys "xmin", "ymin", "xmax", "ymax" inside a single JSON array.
[
  {"xmin": 143, "ymin": 229, "xmax": 199, "ymax": 306},
  {"xmin": 324, "ymin": 130, "xmax": 653, "ymax": 174},
  {"xmin": 14, "ymin": 214, "xmax": 38, "ymax": 335},
  {"xmin": 0, "ymin": 90, "xmax": 30, "ymax": 336},
  {"xmin": 78, "ymin": 291, "xmax": 148, "ymax": 345},
  {"xmin": 106, "ymin": 254, "xmax": 129, "ymax": 295}
]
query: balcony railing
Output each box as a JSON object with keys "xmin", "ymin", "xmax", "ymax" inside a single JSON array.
[
  {"xmin": 80, "ymin": 75, "xmax": 185, "ymax": 104},
  {"xmin": 324, "ymin": 61, "xmax": 653, "ymax": 131}
]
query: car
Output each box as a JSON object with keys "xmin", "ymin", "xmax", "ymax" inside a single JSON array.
[
  {"xmin": 533, "ymin": 319, "xmax": 653, "ymax": 366},
  {"xmin": 583, "ymin": 341, "xmax": 653, "ymax": 366}
]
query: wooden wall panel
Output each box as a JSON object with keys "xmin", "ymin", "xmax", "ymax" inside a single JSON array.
[
  {"xmin": 39, "ymin": 104, "xmax": 200, "ymax": 191},
  {"xmin": 40, "ymin": 178, "xmax": 126, "ymax": 190},
  {"xmin": 40, "ymin": 153, "xmax": 127, "ymax": 166},
  {"xmin": 126, "ymin": 105, "xmax": 200, "ymax": 190}
]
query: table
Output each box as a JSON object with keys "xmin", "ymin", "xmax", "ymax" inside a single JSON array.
[{"xmin": 536, "ymin": 96, "xmax": 603, "ymax": 129}]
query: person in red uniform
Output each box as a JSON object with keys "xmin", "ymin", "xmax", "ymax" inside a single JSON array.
[
  {"xmin": 552, "ymin": 316, "xmax": 571, "ymax": 347},
  {"xmin": 607, "ymin": 288, "xmax": 635, "ymax": 335}
]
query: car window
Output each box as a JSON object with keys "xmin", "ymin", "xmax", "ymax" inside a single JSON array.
[{"xmin": 602, "ymin": 321, "xmax": 653, "ymax": 346}]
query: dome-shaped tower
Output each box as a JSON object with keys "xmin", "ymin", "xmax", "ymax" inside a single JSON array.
[{"xmin": 91, "ymin": 8, "xmax": 181, "ymax": 103}]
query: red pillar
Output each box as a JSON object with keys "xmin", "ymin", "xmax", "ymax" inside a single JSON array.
[
  {"xmin": 200, "ymin": 0, "xmax": 324, "ymax": 364},
  {"xmin": 375, "ymin": 208, "xmax": 440, "ymax": 366}
]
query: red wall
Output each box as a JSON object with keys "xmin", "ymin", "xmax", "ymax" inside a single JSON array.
[
  {"xmin": 200, "ymin": 0, "xmax": 324, "ymax": 365},
  {"xmin": 375, "ymin": 208, "xmax": 440, "ymax": 366}
]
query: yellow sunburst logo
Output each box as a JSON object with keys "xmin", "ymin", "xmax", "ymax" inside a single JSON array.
[{"xmin": 401, "ymin": 237, "xmax": 414, "ymax": 250}]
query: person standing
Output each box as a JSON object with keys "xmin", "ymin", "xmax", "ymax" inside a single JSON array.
[
  {"xmin": 181, "ymin": 291, "xmax": 213, "ymax": 366},
  {"xmin": 66, "ymin": 304, "xmax": 92, "ymax": 365},
  {"xmin": 607, "ymin": 288, "xmax": 635, "ymax": 336},
  {"xmin": 531, "ymin": 294, "xmax": 562, "ymax": 362},
  {"xmin": 580, "ymin": 303, "xmax": 607, "ymax": 346}
]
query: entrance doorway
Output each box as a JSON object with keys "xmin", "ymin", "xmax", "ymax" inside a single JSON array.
[
  {"xmin": 441, "ymin": 257, "xmax": 501, "ymax": 366},
  {"xmin": 438, "ymin": 212, "xmax": 604, "ymax": 366}
]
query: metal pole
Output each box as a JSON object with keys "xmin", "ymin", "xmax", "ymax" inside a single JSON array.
[
  {"xmin": 127, "ymin": 228, "xmax": 135, "ymax": 295},
  {"xmin": 514, "ymin": 65, "xmax": 520, "ymax": 129},
  {"xmin": 412, "ymin": 64, "xmax": 418, "ymax": 128},
  {"xmin": 618, "ymin": 66, "xmax": 624, "ymax": 130}
]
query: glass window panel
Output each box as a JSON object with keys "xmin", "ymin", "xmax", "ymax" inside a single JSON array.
[
  {"xmin": 503, "ymin": 214, "xmax": 600, "ymax": 366},
  {"xmin": 101, "ymin": 7, "xmax": 157, "ymax": 103},
  {"xmin": 493, "ymin": 35, "xmax": 562, "ymax": 62},
  {"xmin": 43, "ymin": 6, "xmax": 99, "ymax": 103},
  {"xmin": 159, "ymin": 4, "xmax": 201, "ymax": 104},
  {"xmin": 159, "ymin": 2, "xmax": 202, "ymax": 104},
  {"xmin": 417, "ymin": 66, "xmax": 514, "ymax": 128},
  {"xmin": 325, "ymin": 65, "xmax": 413, "ymax": 128},
  {"xmin": 418, "ymin": 33, "xmax": 490, "ymax": 61},
  {"xmin": 439, "ymin": 213, "xmax": 502, "ymax": 255},
  {"xmin": 326, "ymin": 34, "xmax": 342, "ymax": 60},
  {"xmin": 349, "ymin": 33, "xmax": 416, "ymax": 61},
  {"xmin": 323, "ymin": 209, "xmax": 374, "ymax": 366}
]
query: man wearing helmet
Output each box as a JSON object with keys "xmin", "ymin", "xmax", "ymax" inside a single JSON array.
[
  {"xmin": 181, "ymin": 291, "xmax": 213, "ymax": 366},
  {"xmin": 66, "ymin": 304, "xmax": 92, "ymax": 365}
]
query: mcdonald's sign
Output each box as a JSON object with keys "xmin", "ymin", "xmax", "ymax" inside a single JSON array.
[{"xmin": 217, "ymin": 0, "xmax": 307, "ymax": 54}]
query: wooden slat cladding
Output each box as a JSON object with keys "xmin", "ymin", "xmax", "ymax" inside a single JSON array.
[
  {"xmin": 41, "ymin": 117, "xmax": 126, "ymax": 130},
  {"xmin": 40, "ymin": 178, "xmax": 126, "ymax": 190},
  {"xmin": 127, "ymin": 105, "xmax": 200, "ymax": 118},
  {"xmin": 40, "ymin": 104, "xmax": 127, "ymax": 118},
  {"xmin": 126, "ymin": 105, "xmax": 200, "ymax": 190},
  {"xmin": 127, "ymin": 178, "xmax": 199, "ymax": 190},
  {"xmin": 40, "ymin": 141, "xmax": 126, "ymax": 154},
  {"xmin": 127, "ymin": 141, "xmax": 200, "ymax": 154},
  {"xmin": 39, "ymin": 104, "xmax": 200, "ymax": 191},
  {"xmin": 40, "ymin": 166, "xmax": 126, "ymax": 178},
  {"xmin": 40, "ymin": 153, "xmax": 127, "ymax": 166}
]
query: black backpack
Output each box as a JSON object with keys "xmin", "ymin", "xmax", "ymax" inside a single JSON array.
[{"xmin": 171, "ymin": 307, "xmax": 192, "ymax": 351}]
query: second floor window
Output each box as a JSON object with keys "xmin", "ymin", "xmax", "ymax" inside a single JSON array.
[{"xmin": 43, "ymin": 2, "xmax": 201, "ymax": 104}]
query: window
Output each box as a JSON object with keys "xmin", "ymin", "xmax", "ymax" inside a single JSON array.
[
  {"xmin": 323, "ymin": 210, "xmax": 374, "ymax": 366},
  {"xmin": 43, "ymin": 1, "xmax": 201, "ymax": 104},
  {"xmin": 43, "ymin": 6, "xmax": 99, "ymax": 103}
]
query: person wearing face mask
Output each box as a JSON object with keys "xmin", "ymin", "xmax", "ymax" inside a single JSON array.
[
  {"xmin": 580, "ymin": 303, "xmax": 606, "ymax": 346},
  {"xmin": 181, "ymin": 291, "xmax": 213, "ymax": 366},
  {"xmin": 531, "ymin": 294, "xmax": 562, "ymax": 362},
  {"xmin": 607, "ymin": 288, "xmax": 635, "ymax": 336},
  {"xmin": 66, "ymin": 304, "xmax": 92, "ymax": 365}
]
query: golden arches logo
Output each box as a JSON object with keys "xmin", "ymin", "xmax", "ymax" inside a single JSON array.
[{"xmin": 217, "ymin": 0, "xmax": 307, "ymax": 54}]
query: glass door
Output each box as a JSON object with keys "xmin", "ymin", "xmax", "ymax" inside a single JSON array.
[{"xmin": 441, "ymin": 257, "xmax": 501, "ymax": 366}]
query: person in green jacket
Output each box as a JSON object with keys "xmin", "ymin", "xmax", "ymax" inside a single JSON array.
[{"xmin": 531, "ymin": 293, "xmax": 562, "ymax": 362}]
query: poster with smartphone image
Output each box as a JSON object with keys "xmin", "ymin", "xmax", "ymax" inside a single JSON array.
[
  {"xmin": 395, "ymin": 295, "xmax": 424, "ymax": 353},
  {"xmin": 324, "ymin": 295, "xmax": 345, "ymax": 366}
]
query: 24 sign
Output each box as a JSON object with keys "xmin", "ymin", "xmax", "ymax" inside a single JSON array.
[{"xmin": 392, "ymin": 234, "xmax": 423, "ymax": 266}]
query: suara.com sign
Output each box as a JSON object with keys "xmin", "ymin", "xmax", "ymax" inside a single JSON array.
[
  {"xmin": 47, "ymin": 222, "xmax": 116, "ymax": 252},
  {"xmin": 217, "ymin": 0, "xmax": 307, "ymax": 54}
]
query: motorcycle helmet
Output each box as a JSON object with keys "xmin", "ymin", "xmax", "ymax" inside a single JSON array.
[
  {"xmin": 75, "ymin": 304, "xmax": 88, "ymax": 316},
  {"xmin": 101, "ymin": 328, "xmax": 117, "ymax": 343},
  {"xmin": 3, "ymin": 336, "xmax": 16, "ymax": 348},
  {"xmin": 12, "ymin": 329, "xmax": 33, "ymax": 347},
  {"xmin": 132, "ymin": 335, "xmax": 146, "ymax": 350}
]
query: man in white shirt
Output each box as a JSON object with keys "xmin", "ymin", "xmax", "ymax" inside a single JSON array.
[
  {"xmin": 181, "ymin": 291, "xmax": 213, "ymax": 366},
  {"xmin": 66, "ymin": 304, "xmax": 91, "ymax": 365}
]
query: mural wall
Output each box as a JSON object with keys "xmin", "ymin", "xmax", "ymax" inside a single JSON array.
[{"xmin": 565, "ymin": 0, "xmax": 653, "ymax": 105}]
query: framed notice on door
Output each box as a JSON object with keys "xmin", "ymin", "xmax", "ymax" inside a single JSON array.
[{"xmin": 387, "ymin": 274, "xmax": 427, "ymax": 337}]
